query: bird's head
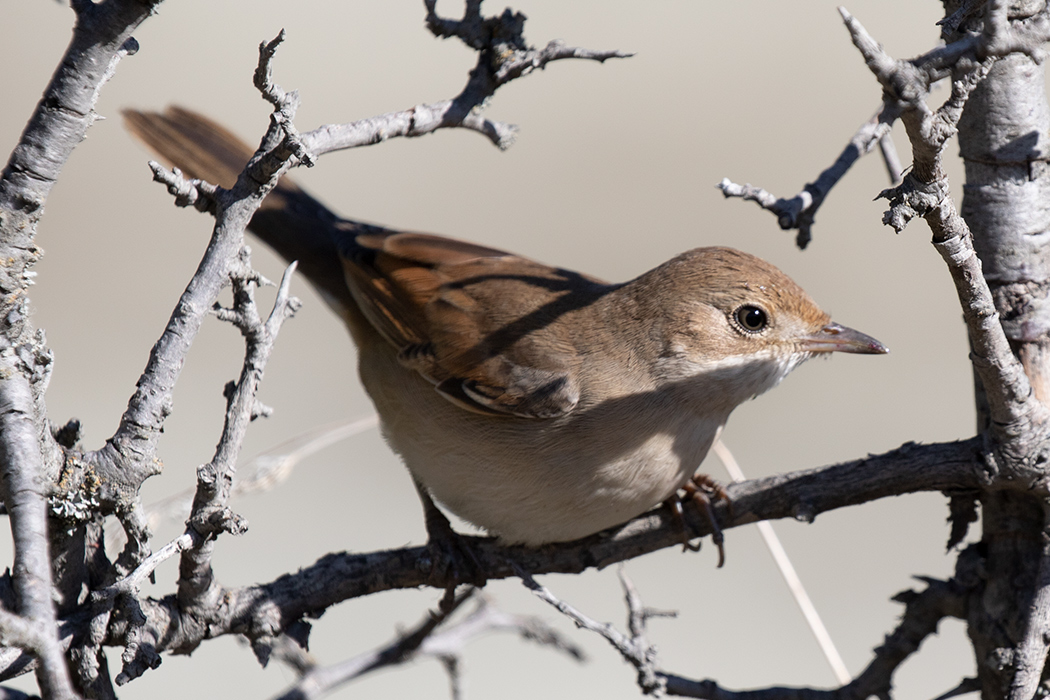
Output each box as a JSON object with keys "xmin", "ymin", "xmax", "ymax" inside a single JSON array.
[{"xmin": 638, "ymin": 247, "xmax": 887, "ymax": 411}]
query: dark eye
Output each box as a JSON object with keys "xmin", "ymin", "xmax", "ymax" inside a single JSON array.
[{"xmin": 735, "ymin": 305, "xmax": 768, "ymax": 332}]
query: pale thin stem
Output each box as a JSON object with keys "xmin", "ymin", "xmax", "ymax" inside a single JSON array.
[
  {"xmin": 94, "ymin": 533, "xmax": 196, "ymax": 603},
  {"xmin": 300, "ymin": 1, "xmax": 629, "ymax": 156},
  {"xmin": 712, "ymin": 440, "xmax": 850, "ymax": 685},
  {"xmin": 140, "ymin": 415, "xmax": 379, "ymax": 535}
]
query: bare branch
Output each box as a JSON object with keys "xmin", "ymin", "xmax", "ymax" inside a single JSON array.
[
  {"xmin": 301, "ymin": 1, "xmax": 630, "ymax": 155},
  {"xmin": 178, "ymin": 258, "xmax": 300, "ymax": 616},
  {"xmin": 718, "ymin": 101, "xmax": 901, "ymax": 249},
  {"xmin": 95, "ymin": 533, "xmax": 196, "ymax": 604},
  {"xmin": 0, "ymin": 2, "xmax": 163, "ymax": 593},
  {"xmin": 270, "ymin": 588, "xmax": 476, "ymax": 700},
  {"xmin": 147, "ymin": 161, "xmax": 220, "ymax": 213},
  {"xmin": 42, "ymin": 437, "xmax": 977, "ymax": 672},
  {"xmin": 662, "ymin": 576, "xmax": 968, "ymax": 699},
  {"xmin": 719, "ymin": 3, "xmax": 1033, "ymax": 249},
  {"xmin": 79, "ymin": 35, "xmax": 310, "ymax": 591},
  {"xmin": 417, "ymin": 594, "xmax": 585, "ymax": 662},
  {"xmin": 0, "ymin": 365, "xmax": 77, "ymax": 699},
  {"xmin": 254, "ymin": 31, "xmax": 314, "ymax": 169},
  {"xmin": 520, "ymin": 569, "xmax": 663, "ymax": 694},
  {"xmin": 846, "ymin": 6, "xmax": 1050, "ymax": 455},
  {"xmin": 1007, "ymin": 527, "xmax": 1050, "ymax": 700},
  {"xmin": 524, "ymin": 563, "xmax": 968, "ymax": 699}
]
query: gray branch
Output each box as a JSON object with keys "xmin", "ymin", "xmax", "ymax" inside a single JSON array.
[
  {"xmin": 0, "ymin": 18, "xmax": 165, "ymax": 692},
  {"xmin": 1007, "ymin": 526, "xmax": 1050, "ymax": 700},
  {"xmin": 522, "ymin": 568, "xmax": 664, "ymax": 694},
  {"xmin": 530, "ymin": 564, "xmax": 968, "ymax": 700},
  {"xmin": 270, "ymin": 589, "xmax": 583, "ymax": 700},
  {"xmin": 719, "ymin": 102, "xmax": 902, "ymax": 249},
  {"xmin": 177, "ymin": 259, "xmax": 300, "ymax": 617},
  {"xmin": 270, "ymin": 588, "xmax": 476, "ymax": 700},
  {"xmin": 0, "ymin": 366, "xmax": 77, "ymax": 699},
  {"xmin": 300, "ymin": 1, "xmax": 630, "ymax": 155},
  {"xmin": 0, "ymin": 0, "xmax": 162, "ymax": 493},
  {"xmin": 844, "ymin": 7, "xmax": 1050, "ymax": 470},
  {"xmin": 0, "ymin": 438, "xmax": 968, "ymax": 676},
  {"xmin": 718, "ymin": 3, "xmax": 1050, "ymax": 251}
]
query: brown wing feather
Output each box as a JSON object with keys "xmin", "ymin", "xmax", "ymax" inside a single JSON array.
[
  {"xmin": 125, "ymin": 108, "xmax": 601, "ymax": 420},
  {"xmin": 344, "ymin": 233, "xmax": 604, "ymax": 418}
]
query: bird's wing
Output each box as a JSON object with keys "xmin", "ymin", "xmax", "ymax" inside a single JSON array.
[
  {"xmin": 124, "ymin": 107, "xmax": 603, "ymax": 419},
  {"xmin": 345, "ymin": 231, "xmax": 607, "ymax": 419}
]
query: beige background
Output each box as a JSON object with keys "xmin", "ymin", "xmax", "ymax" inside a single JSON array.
[{"xmin": 0, "ymin": 1, "xmax": 980, "ymax": 698}]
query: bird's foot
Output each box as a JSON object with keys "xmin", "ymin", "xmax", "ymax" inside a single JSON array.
[
  {"xmin": 421, "ymin": 496, "xmax": 486, "ymax": 587},
  {"xmin": 666, "ymin": 474, "xmax": 730, "ymax": 567}
]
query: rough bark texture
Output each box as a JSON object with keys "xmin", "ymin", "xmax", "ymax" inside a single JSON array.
[{"xmin": 956, "ymin": 8, "xmax": 1050, "ymax": 696}]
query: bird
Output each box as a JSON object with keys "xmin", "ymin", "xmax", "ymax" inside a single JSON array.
[{"xmin": 123, "ymin": 107, "xmax": 887, "ymax": 563}]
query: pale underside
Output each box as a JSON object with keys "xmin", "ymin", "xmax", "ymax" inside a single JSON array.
[{"xmin": 358, "ymin": 322, "xmax": 806, "ymax": 545}]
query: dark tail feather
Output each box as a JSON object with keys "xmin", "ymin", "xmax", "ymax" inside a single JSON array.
[{"xmin": 122, "ymin": 106, "xmax": 392, "ymax": 315}]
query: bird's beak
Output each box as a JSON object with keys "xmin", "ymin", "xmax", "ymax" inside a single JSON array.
[{"xmin": 800, "ymin": 322, "xmax": 888, "ymax": 355}]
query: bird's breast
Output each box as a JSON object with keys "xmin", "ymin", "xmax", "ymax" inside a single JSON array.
[{"xmin": 359, "ymin": 340, "xmax": 725, "ymax": 544}]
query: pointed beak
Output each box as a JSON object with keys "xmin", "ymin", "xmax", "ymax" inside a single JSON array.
[{"xmin": 800, "ymin": 322, "xmax": 888, "ymax": 355}]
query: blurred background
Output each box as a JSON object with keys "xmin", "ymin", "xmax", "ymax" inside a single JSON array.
[{"xmin": 0, "ymin": 1, "xmax": 980, "ymax": 698}]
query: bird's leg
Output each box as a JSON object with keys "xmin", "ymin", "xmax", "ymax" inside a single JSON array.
[
  {"xmin": 666, "ymin": 474, "xmax": 729, "ymax": 567},
  {"xmin": 665, "ymin": 495, "xmax": 702, "ymax": 553},
  {"xmin": 414, "ymin": 480, "xmax": 486, "ymax": 586}
]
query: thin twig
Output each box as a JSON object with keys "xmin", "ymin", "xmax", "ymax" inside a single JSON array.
[
  {"xmin": 178, "ymin": 260, "xmax": 300, "ymax": 613},
  {"xmin": 718, "ymin": 101, "xmax": 901, "ymax": 248},
  {"xmin": 519, "ymin": 569, "xmax": 664, "ymax": 691},
  {"xmin": 270, "ymin": 588, "xmax": 476, "ymax": 700},
  {"xmin": 93, "ymin": 533, "xmax": 196, "ymax": 603},
  {"xmin": 301, "ymin": 2, "xmax": 630, "ymax": 156}
]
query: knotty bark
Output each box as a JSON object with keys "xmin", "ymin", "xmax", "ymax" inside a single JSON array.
[{"xmin": 954, "ymin": 2, "xmax": 1050, "ymax": 696}]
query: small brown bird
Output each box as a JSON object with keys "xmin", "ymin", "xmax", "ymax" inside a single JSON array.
[{"xmin": 124, "ymin": 107, "xmax": 886, "ymax": 555}]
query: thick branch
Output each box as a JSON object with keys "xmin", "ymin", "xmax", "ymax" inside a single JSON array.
[
  {"xmin": 0, "ymin": 2, "xmax": 161, "ymax": 506},
  {"xmin": 28, "ymin": 438, "xmax": 979, "ymax": 671},
  {"xmin": 844, "ymin": 7, "xmax": 1050, "ymax": 457},
  {"xmin": 1008, "ymin": 530, "xmax": 1050, "ymax": 700},
  {"xmin": 0, "ymin": 367, "xmax": 77, "ymax": 699}
]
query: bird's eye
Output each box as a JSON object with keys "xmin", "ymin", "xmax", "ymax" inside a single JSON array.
[{"xmin": 734, "ymin": 305, "xmax": 768, "ymax": 332}]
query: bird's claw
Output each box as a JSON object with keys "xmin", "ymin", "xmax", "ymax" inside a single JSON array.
[
  {"xmin": 666, "ymin": 474, "xmax": 731, "ymax": 567},
  {"xmin": 422, "ymin": 497, "xmax": 486, "ymax": 586}
]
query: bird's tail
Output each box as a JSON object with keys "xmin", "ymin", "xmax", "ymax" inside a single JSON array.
[{"xmin": 122, "ymin": 106, "xmax": 392, "ymax": 314}]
